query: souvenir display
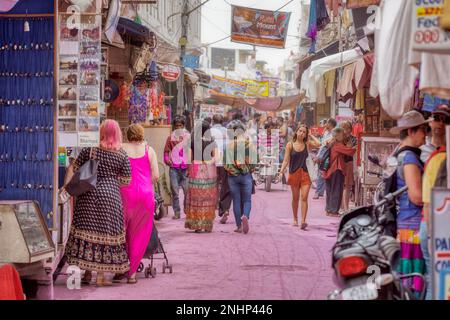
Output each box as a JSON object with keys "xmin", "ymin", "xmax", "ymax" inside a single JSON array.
[
  {"xmin": 0, "ymin": 17, "xmax": 55, "ymax": 225},
  {"xmin": 57, "ymin": 13, "xmax": 101, "ymax": 148}
]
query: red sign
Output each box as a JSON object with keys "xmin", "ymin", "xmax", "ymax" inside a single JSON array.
[{"xmin": 162, "ymin": 64, "xmax": 180, "ymax": 82}]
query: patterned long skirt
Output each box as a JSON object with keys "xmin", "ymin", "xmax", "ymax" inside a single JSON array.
[
  {"xmin": 185, "ymin": 163, "xmax": 217, "ymax": 232},
  {"xmin": 397, "ymin": 217, "xmax": 426, "ymax": 294}
]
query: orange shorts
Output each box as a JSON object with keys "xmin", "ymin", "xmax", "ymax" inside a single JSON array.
[{"xmin": 287, "ymin": 168, "xmax": 311, "ymax": 188}]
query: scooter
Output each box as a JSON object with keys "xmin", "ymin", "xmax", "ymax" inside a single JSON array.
[
  {"xmin": 254, "ymin": 146, "xmax": 280, "ymax": 192},
  {"xmin": 328, "ymin": 186, "xmax": 426, "ymax": 300}
]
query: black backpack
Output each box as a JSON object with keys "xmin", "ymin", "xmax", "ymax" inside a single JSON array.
[
  {"xmin": 317, "ymin": 144, "xmax": 332, "ymax": 172},
  {"xmin": 378, "ymin": 146, "xmax": 421, "ymax": 236}
]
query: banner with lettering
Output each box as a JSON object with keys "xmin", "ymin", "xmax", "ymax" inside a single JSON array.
[
  {"xmin": 231, "ymin": 5, "xmax": 291, "ymax": 49},
  {"xmin": 412, "ymin": 0, "xmax": 450, "ymax": 52},
  {"xmin": 431, "ymin": 188, "xmax": 450, "ymax": 300},
  {"xmin": 208, "ymin": 75, "xmax": 248, "ymax": 97},
  {"xmin": 243, "ymin": 79, "xmax": 270, "ymax": 97}
]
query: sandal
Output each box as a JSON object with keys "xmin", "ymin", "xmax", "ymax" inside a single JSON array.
[
  {"xmin": 81, "ymin": 271, "xmax": 92, "ymax": 285},
  {"xmin": 220, "ymin": 212, "xmax": 229, "ymax": 224},
  {"xmin": 293, "ymin": 219, "xmax": 299, "ymax": 227},
  {"xmin": 300, "ymin": 223, "xmax": 308, "ymax": 230},
  {"xmin": 112, "ymin": 273, "xmax": 126, "ymax": 283},
  {"xmin": 96, "ymin": 273, "xmax": 113, "ymax": 287},
  {"xmin": 127, "ymin": 276, "xmax": 137, "ymax": 284}
]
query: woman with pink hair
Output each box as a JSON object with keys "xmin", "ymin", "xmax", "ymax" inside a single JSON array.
[{"xmin": 64, "ymin": 119, "xmax": 132, "ymax": 286}]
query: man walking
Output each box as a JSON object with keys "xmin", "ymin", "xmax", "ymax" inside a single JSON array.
[
  {"xmin": 211, "ymin": 114, "xmax": 232, "ymax": 223},
  {"xmin": 313, "ymin": 118, "xmax": 337, "ymax": 199},
  {"xmin": 164, "ymin": 116, "xmax": 190, "ymax": 219}
]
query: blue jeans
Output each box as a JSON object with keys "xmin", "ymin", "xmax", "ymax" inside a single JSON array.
[
  {"xmin": 419, "ymin": 221, "xmax": 432, "ymax": 300},
  {"xmin": 228, "ymin": 173, "xmax": 253, "ymax": 228},
  {"xmin": 169, "ymin": 167, "xmax": 187, "ymax": 215},
  {"xmin": 315, "ymin": 172, "xmax": 326, "ymax": 196}
]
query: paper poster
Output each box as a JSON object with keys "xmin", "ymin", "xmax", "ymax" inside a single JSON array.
[
  {"xmin": 57, "ymin": 10, "xmax": 101, "ymax": 148},
  {"xmin": 79, "ymin": 132, "xmax": 100, "ymax": 147},
  {"xmin": 58, "ymin": 132, "xmax": 79, "ymax": 147},
  {"xmin": 231, "ymin": 5, "xmax": 291, "ymax": 49}
]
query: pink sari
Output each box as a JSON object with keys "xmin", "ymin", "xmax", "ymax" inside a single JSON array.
[{"xmin": 120, "ymin": 146, "xmax": 155, "ymax": 276}]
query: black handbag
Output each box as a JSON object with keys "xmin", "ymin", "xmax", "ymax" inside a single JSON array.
[{"xmin": 65, "ymin": 147, "xmax": 98, "ymax": 197}]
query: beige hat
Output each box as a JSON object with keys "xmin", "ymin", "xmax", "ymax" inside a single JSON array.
[{"xmin": 389, "ymin": 110, "xmax": 433, "ymax": 135}]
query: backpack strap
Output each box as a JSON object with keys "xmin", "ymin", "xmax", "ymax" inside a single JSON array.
[{"xmin": 396, "ymin": 151, "xmax": 408, "ymax": 181}]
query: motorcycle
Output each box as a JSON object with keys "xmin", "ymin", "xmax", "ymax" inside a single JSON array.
[
  {"xmin": 328, "ymin": 185, "xmax": 426, "ymax": 300},
  {"xmin": 254, "ymin": 146, "xmax": 280, "ymax": 192}
]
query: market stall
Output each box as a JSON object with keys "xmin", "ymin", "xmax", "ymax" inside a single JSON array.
[{"xmin": 0, "ymin": 0, "xmax": 60, "ymax": 299}]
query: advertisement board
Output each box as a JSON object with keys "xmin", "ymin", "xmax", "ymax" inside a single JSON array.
[
  {"xmin": 230, "ymin": 5, "xmax": 291, "ymax": 49},
  {"xmin": 243, "ymin": 79, "xmax": 269, "ymax": 97},
  {"xmin": 412, "ymin": 0, "xmax": 450, "ymax": 52},
  {"xmin": 209, "ymin": 75, "xmax": 247, "ymax": 97},
  {"xmin": 431, "ymin": 188, "xmax": 450, "ymax": 300}
]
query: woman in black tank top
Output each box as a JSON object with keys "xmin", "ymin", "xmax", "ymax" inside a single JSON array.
[{"xmin": 279, "ymin": 124, "xmax": 320, "ymax": 230}]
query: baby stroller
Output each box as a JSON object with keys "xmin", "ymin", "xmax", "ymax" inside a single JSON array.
[
  {"xmin": 136, "ymin": 192, "xmax": 172, "ymax": 278},
  {"xmin": 136, "ymin": 222, "xmax": 173, "ymax": 278}
]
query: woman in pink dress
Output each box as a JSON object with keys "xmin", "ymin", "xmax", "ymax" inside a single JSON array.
[{"xmin": 116, "ymin": 124, "xmax": 159, "ymax": 283}]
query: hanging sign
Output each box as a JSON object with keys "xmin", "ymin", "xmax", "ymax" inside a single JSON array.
[
  {"xmin": 162, "ymin": 64, "xmax": 181, "ymax": 82},
  {"xmin": 431, "ymin": 188, "xmax": 450, "ymax": 300},
  {"xmin": 230, "ymin": 5, "xmax": 291, "ymax": 49},
  {"xmin": 412, "ymin": 0, "xmax": 450, "ymax": 52},
  {"xmin": 209, "ymin": 75, "xmax": 247, "ymax": 97},
  {"xmin": 243, "ymin": 79, "xmax": 270, "ymax": 97}
]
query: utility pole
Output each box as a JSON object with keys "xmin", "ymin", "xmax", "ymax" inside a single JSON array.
[{"xmin": 176, "ymin": 0, "xmax": 189, "ymax": 116}]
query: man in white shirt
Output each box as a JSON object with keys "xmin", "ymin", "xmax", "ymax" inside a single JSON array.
[{"xmin": 210, "ymin": 114, "xmax": 232, "ymax": 223}]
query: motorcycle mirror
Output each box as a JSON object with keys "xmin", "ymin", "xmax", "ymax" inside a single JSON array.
[{"xmin": 368, "ymin": 155, "xmax": 380, "ymax": 166}]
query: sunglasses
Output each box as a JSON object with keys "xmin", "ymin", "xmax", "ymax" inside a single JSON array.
[{"xmin": 433, "ymin": 114, "xmax": 450, "ymax": 124}]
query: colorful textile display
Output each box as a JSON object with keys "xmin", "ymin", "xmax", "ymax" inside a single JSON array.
[
  {"xmin": 0, "ymin": 264, "xmax": 24, "ymax": 300},
  {"xmin": 128, "ymin": 84, "xmax": 148, "ymax": 123}
]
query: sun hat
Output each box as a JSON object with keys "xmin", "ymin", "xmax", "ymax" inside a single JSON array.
[
  {"xmin": 432, "ymin": 104, "xmax": 450, "ymax": 118},
  {"xmin": 389, "ymin": 110, "xmax": 433, "ymax": 135}
]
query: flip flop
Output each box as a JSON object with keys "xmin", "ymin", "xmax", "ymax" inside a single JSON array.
[
  {"xmin": 301, "ymin": 223, "xmax": 308, "ymax": 230},
  {"xmin": 127, "ymin": 278, "xmax": 137, "ymax": 284}
]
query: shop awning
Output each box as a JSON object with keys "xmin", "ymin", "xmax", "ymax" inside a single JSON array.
[
  {"xmin": 206, "ymin": 93, "xmax": 305, "ymax": 112},
  {"xmin": 306, "ymin": 47, "xmax": 364, "ymax": 101}
]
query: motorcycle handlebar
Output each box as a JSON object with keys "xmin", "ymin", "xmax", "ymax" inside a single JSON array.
[{"xmin": 374, "ymin": 186, "xmax": 408, "ymax": 209}]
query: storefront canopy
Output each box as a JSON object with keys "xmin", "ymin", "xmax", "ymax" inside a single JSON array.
[
  {"xmin": 304, "ymin": 47, "xmax": 364, "ymax": 102},
  {"xmin": 207, "ymin": 93, "xmax": 305, "ymax": 112}
]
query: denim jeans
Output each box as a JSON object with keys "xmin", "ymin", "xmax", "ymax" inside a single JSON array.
[
  {"xmin": 315, "ymin": 172, "xmax": 326, "ymax": 196},
  {"xmin": 419, "ymin": 220, "xmax": 432, "ymax": 300},
  {"xmin": 228, "ymin": 173, "xmax": 253, "ymax": 228},
  {"xmin": 169, "ymin": 167, "xmax": 187, "ymax": 215}
]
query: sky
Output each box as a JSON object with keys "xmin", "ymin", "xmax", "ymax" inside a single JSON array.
[{"xmin": 200, "ymin": 0, "xmax": 301, "ymax": 73}]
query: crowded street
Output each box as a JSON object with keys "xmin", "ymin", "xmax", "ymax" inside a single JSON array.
[
  {"xmin": 53, "ymin": 184, "xmax": 336, "ymax": 300},
  {"xmin": 1, "ymin": 0, "xmax": 450, "ymax": 305}
]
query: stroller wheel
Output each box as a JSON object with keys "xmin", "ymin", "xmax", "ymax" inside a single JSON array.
[
  {"xmin": 137, "ymin": 262, "xmax": 144, "ymax": 273},
  {"xmin": 163, "ymin": 262, "xmax": 173, "ymax": 274}
]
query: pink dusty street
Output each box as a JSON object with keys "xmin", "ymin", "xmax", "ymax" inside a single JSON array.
[{"xmin": 54, "ymin": 184, "xmax": 337, "ymax": 300}]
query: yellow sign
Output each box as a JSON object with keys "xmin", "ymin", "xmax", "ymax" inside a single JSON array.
[{"xmin": 243, "ymin": 79, "xmax": 269, "ymax": 97}]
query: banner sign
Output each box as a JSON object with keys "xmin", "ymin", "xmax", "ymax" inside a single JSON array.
[
  {"xmin": 230, "ymin": 5, "xmax": 291, "ymax": 49},
  {"xmin": 209, "ymin": 75, "xmax": 247, "ymax": 97},
  {"xmin": 431, "ymin": 188, "xmax": 450, "ymax": 300},
  {"xmin": 413, "ymin": 0, "xmax": 450, "ymax": 52},
  {"xmin": 199, "ymin": 104, "xmax": 225, "ymax": 119},
  {"xmin": 162, "ymin": 64, "xmax": 181, "ymax": 82},
  {"xmin": 183, "ymin": 54, "xmax": 200, "ymax": 69},
  {"xmin": 261, "ymin": 76, "xmax": 280, "ymax": 97},
  {"xmin": 244, "ymin": 79, "xmax": 269, "ymax": 97}
]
